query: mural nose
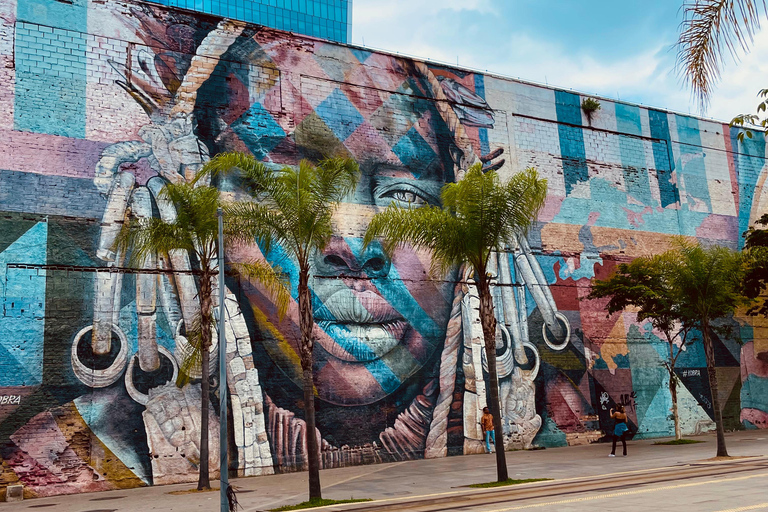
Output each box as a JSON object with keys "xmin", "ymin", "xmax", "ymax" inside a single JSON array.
[
  {"xmin": 360, "ymin": 241, "xmax": 391, "ymax": 278},
  {"xmin": 315, "ymin": 236, "xmax": 391, "ymax": 278}
]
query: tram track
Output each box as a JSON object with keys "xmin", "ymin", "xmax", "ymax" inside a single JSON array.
[{"xmin": 308, "ymin": 457, "xmax": 768, "ymax": 512}]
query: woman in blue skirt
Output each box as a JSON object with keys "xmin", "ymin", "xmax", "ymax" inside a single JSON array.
[{"xmin": 609, "ymin": 404, "xmax": 629, "ymax": 457}]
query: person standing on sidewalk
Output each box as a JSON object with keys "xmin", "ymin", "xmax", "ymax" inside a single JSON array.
[
  {"xmin": 481, "ymin": 407, "xmax": 496, "ymax": 454},
  {"xmin": 609, "ymin": 404, "xmax": 629, "ymax": 457}
]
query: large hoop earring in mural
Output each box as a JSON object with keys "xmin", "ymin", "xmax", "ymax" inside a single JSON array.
[
  {"xmin": 71, "ymin": 324, "xmax": 129, "ymax": 388},
  {"xmin": 125, "ymin": 345, "xmax": 179, "ymax": 405},
  {"xmin": 542, "ymin": 311, "xmax": 571, "ymax": 351},
  {"xmin": 173, "ymin": 319, "xmax": 218, "ymax": 379},
  {"xmin": 482, "ymin": 324, "xmax": 516, "ymax": 379},
  {"xmin": 482, "ymin": 326, "xmax": 541, "ymax": 381},
  {"xmin": 520, "ymin": 341, "xmax": 540, "ymax": 380}
]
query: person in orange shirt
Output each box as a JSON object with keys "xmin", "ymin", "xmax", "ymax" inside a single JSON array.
[{"xmin": 481, "ymin": 407, "xmax": 495, "ymax": 454}]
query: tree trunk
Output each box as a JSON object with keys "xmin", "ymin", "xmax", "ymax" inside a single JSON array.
[
  {"xmin": 668, "ymin": 341, "xmax": 681, "ymax": 441},
  {"xmin": 701, "ymin": 320, "xmax": 728, "ymax": 457},
  {"xmin": 198, "ymin": 271, "xmax": 213, "ymax": 490},
  {"xmin": 298, "ymin": 268, "xmax": 322, "ymax": 500},
  {"xmin": 670, "ymin": 374, "xmax": 681, "ymax": 441},
  {"xmin": 476, "ymin": 274, "xmax": 509, "ymax": 482}
]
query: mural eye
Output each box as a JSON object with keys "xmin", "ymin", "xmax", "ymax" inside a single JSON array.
[
  {"xmin": 375, "ymin": 182, "xmax": 438, "ymax": 208},
  {"xmin": 387, "ymin": 190, "xmax": 426, "ymax": 206}
]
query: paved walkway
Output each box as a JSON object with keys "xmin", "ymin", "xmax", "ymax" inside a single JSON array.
[{"xmin": 1, "ymin": 430, "xmax": 766, "ymax": 511}]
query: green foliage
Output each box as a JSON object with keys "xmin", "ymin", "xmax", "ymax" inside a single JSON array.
[
  {"xmin": 730, "ymin": 88, "xmax": 768, "ymax": 142},
  {"xmin": 581, "ymin": 97, "xmax": 601, "ymax": 115},
  {"xmin": 653, "ymin": 439, "xmax": 705, "ymax": 445},
  {"xmin": 586, "ymin": 239, "xmax": 746, "ymax": 374},
  {"xmin": 200, "ymin": 153, "xmax": 360, "ymax": 269},
  {"xmin": 742, "ymin": 213, "xmax": 768, "ymax": 316},
  {"xmin": 665, "ymin": 237, "xmax": 747, "ymax": 329},
  {"xmin": 587, "ymin": 255, "xmax": 681, "ymax": 337},
  {"xmin": 363, "ymin": 163, "xmax": 548, "ymax": 277},
  {"xmin": 365, "ymin": 162, "xmax": 546, "ymax": 484},
  {"xmin": 469, "ymin": 478, "xmax": 553, "ymax": 488},
  {"xmin": 270, "ymin": 498, "xmax": 372, "ymax": 511},
  {"xmin": 114, "ymin": 179, "xmax": 290, "ymax": 382},
  {"xmin": 115, "ymin": 182, "xmax": 221, "ymax": 268},
  {"xmin": 231, "ymin": 260, "xmax": 290, "ymax": 317},
  {"xmin": 200, "ymin": 151, "xmax": 360, "ymax": 500}
]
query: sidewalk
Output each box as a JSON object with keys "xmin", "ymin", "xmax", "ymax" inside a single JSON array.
[{"xmin": 2, "ymin": 430, "xmax": 766, "ymax": 511}]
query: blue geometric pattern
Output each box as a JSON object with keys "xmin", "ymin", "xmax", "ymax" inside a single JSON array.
[
  {"xmin": 616, "ymin": 103, "xmax": 653, "ymax": 206},
  {"xmin": 14, "ymin": 22, "xmax": 87, "ymax": 138},
  {"xmin": 391, "ymin": 127, "xmax": 437, "ymax": 178},
  {"xmin": 231, "ymin": 102, "xmax": 286, "ymax": 159},
  {"xmin": 315, "ymin": 88, "xmax": 363, "ymax": 141},
  {"xmin": 350, "ymin": 49, "xmax": 373, "ymax": 63},
  {"xmin": 0, "ymin": 221, "xmax": 47, "ymax": 386}
]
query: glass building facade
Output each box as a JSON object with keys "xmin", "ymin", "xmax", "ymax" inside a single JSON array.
[{"xmin": 150, "ymin": 0, "xmax": 352, "ymax": 43}]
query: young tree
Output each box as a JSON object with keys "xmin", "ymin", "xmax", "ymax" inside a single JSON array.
[
  {"xmin": 742, "ymin": 213, "xmax": 768, "ymax": 315},
  {"xmin": 664, "ymin": 239, "xmax": 746, "ymax": 457},
  {"xmin": 115, "ymin": 181, "xmax": 286, "ymax": 490},
  {"xmin": 201, "ymin": 153, "xmax": 359, "ymax": 500},
  {"xmin": 587, "ymin": 256, "xmax": 692, "ymax": 440},
  {"xmin": 363, "ymin": 163, "xmax": 548, "ymax": 482}
]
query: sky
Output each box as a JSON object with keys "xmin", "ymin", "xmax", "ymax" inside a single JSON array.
[{"xmin": 350, "ymin": 0, "xmax": 768, "ymax": 124}]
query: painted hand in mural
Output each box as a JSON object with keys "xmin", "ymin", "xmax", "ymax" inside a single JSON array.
[
  {"xmin": 142, "ymin": 383, "xmax": 219, "ymax": 485},
  {"xmin": 500, "ymin": 367, "xmax": 542, "ymax": 450},
  {"xmin": 463, "ymin": 244, "xmax": 569, "ymax": 451}
]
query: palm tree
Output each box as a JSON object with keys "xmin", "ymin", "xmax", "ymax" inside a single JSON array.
[
  {"xmin": 363, "ymin": 163, "xmax": 548, "ymax": 482},
  {"xmin": 676, "ymin": 0, "xmax": 767, "ymax": 112},
  {"xmin": 665, "ymin": 238, "xmax": 746, "ymax": 456},
  {"xmin": 115, "ymin": 181, "xmax": 286, "ymax": 490},
  {"xmin": 201, "ymin": 152, "xmax": 360, "ymax": 500}
]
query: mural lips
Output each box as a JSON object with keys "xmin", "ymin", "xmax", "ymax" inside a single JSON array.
[{"xmin": 315, "ymin": 289, "xmax": 409, "ymax": 362}]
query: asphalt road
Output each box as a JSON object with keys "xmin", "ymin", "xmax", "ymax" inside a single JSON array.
[{"xmin": 454, "ymin": 461, "xmax": 768, "ymax": 512}]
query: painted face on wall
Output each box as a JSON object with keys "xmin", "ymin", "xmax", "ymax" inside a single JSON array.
[{"xmin": 194, "ymin": 38, "xmax": 488, "ymax": 406}]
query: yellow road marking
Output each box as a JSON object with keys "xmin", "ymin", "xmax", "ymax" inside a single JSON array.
[{"xmin": 480, "ymin": 471, "xmax": 768, "ymax": 512}]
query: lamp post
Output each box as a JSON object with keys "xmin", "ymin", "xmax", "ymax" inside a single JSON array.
[{"xmin": 217, "ymin": 207, "xmax": 228, "ymax": 512}]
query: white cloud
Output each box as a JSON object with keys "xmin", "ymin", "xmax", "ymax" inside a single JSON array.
[
  {"xmin": 707, "ymin": 29, "xmax": 768, "ymax": 121},
  {"xmin": 351, "ymin": 0, "xmax": 768, "ymax": 124},
  {"xmin": 353, "ymin": 0, "xmax": 495, "ymax": 25}
]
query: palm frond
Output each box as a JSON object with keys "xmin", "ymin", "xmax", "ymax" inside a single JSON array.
[
  {"xmin": 365, "ymin": 163, "xmax": 547, "ymax": 277},
  {"xmin": 666, "ymin": 236, "xmax": 747, "ymax": 320},
  {"xmin": 676, "ymin": 0, "xmax": 767, "ymax": 112},
  {"xmin": 364, "ymin": 203, "xmax": 471, "ymax": 276},
  {"xmin": 230, "ymin": 260, "xmax": 291, "ymax": 319},
  {"xmin": 207, "ymin": 151, "xmax": 360, "ymax": 274},
  {"xmin": 114, "ymin": 216, "xmax": 194, "ymax": 268},
  {"xmin": 176, "ymin": 313, "xmax": 204, "ymax": 387},
  {"xmin": 194, "ymin": 152, "xmax": 272, "ymax": 193},
  {"xmin": 494, "ymin": 167, "xmax": 548, "ymax": 244},
  {"xmin": 222, "ymin": 201, "xmax": 291, "ymax": 255},
  {"xmin": 312, "ymin": 157, "xmax": 361, "ymax": 203},
  {"xmin": 113, "ymin": 182, "xmax": 222, "ymax": 268}
]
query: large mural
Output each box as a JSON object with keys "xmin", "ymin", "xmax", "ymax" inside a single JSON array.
[{"xmin": 2, "ymin": 0, "xmax": 768, "ymax": 499}]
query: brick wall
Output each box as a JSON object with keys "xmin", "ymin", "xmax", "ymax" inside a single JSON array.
[{"xmin": 1, "ymin": 0, "xmax": 767, "ymax": 500}]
